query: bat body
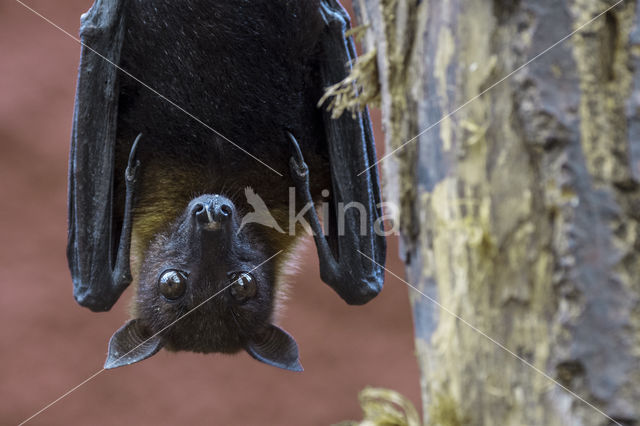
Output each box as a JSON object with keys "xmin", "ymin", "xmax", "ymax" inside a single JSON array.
[{"xmin": 68, "ymin": 0, "xmax": 385, "ymax": 371}]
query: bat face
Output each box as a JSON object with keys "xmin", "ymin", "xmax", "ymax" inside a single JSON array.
[
  {"xmin": 105, "ymin": 194, "xmax": 302, "ymax": 371},
  {"xmin": 137, "ymin": 194, "xmax": 270, "ymax": 352}
]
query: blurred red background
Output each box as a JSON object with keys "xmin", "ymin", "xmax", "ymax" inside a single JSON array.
[{"xmin": 0, "ymin": 1, "xmax": 421, "ymax": 424}]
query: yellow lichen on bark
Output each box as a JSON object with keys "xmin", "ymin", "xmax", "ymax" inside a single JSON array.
[{"xmin": 569, "ymin": 0, "xmax": 636, "ymax": 188}]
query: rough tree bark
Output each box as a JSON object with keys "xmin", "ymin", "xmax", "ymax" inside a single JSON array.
[{"xmin": 352, "ymin": 0, "xmax": 640, "ymax": 424}]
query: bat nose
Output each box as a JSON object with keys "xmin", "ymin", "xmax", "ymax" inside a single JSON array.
[{"xmin": 191, "ymin": 196, "xmax": 234, "ymax": 227}]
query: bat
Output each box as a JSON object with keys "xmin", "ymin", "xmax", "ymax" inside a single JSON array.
[{"xmin": 67, "ymin": 0, "xmax": 386, "ymax": 372}]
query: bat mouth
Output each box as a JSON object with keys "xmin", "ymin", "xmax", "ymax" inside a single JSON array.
[{"xmin": 201, "ymin": 221, "xmax": 222, "ymax": 231}]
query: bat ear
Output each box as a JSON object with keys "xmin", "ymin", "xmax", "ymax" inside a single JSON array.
[
  {"xmin": 104, "ymin": 319, "xmax": 164, "ymax": 369},
  {"xmin": 245, "ymin": 324, "xmax": 303, "ymax": 372}
]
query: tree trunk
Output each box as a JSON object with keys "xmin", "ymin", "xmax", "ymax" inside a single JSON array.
[{"xmin": 352, "ymin": 0, "xmax": 640, "ymax": 424}]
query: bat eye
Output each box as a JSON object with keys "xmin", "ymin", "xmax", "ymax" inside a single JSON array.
[
  {"xmin": 158, "ymin": 269, "xmax": 188, "ymax": 300},
  {"xmin": 229, "ymin": 272, "xmax": 257, "ymax": 303}
]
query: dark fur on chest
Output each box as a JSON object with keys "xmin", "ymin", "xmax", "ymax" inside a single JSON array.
[{"xmin": 116, "ymin": 0, "xmax": 326, "ymax": 170}]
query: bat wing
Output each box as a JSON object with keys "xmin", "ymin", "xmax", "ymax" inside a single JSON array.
[
  {"xmin": 67, "ymin": 0, "xmax": 135, "ymax": 311},
  {"xmin": 290, "ymin": 0, "xmax": 386, "ymax": 305}
]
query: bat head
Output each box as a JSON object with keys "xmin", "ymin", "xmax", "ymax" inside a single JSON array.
[{"xmin": 105, "ymin": 194, "xmax": 301, "ymax": 372}]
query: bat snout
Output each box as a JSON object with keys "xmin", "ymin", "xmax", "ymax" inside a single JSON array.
[{"xmin": 190, "ymin": 195, "xmax": 235, "ymax": 231}]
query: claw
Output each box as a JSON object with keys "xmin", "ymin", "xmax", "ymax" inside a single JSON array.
[
  {"xmin": 125, "ymin": 133, "xmax": 142, "ymax": 182},
  {"xmin": 287, "ymin": 132, "xmax": 308, "ymax": 178}
]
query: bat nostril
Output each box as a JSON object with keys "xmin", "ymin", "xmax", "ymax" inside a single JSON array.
[
  {"xmin": 192, "ymin": 203, "xmax": 210, "ymax": 223},
  {"xmin": 192, "ymin": 203, "xmax": 205, "ymax": 214},
  {"xmin": 192, "ymin": 200, "xmax": 233, "ymax": 225},
  {"xmin": 219, "ymin": 204, "xmax": 232, "ymax": 218}
]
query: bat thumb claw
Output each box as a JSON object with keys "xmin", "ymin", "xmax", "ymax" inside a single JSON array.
[
  {"xmin": 289, "ymin": 156, "xmax": 308, "ymax": 178},
  {"xmin": 125, "ymin": 133, "xmax": 143, "ymax": 181},
  {"xmin": 286, "ymin": 131, "xmax": 307, "ymax": 164}
]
